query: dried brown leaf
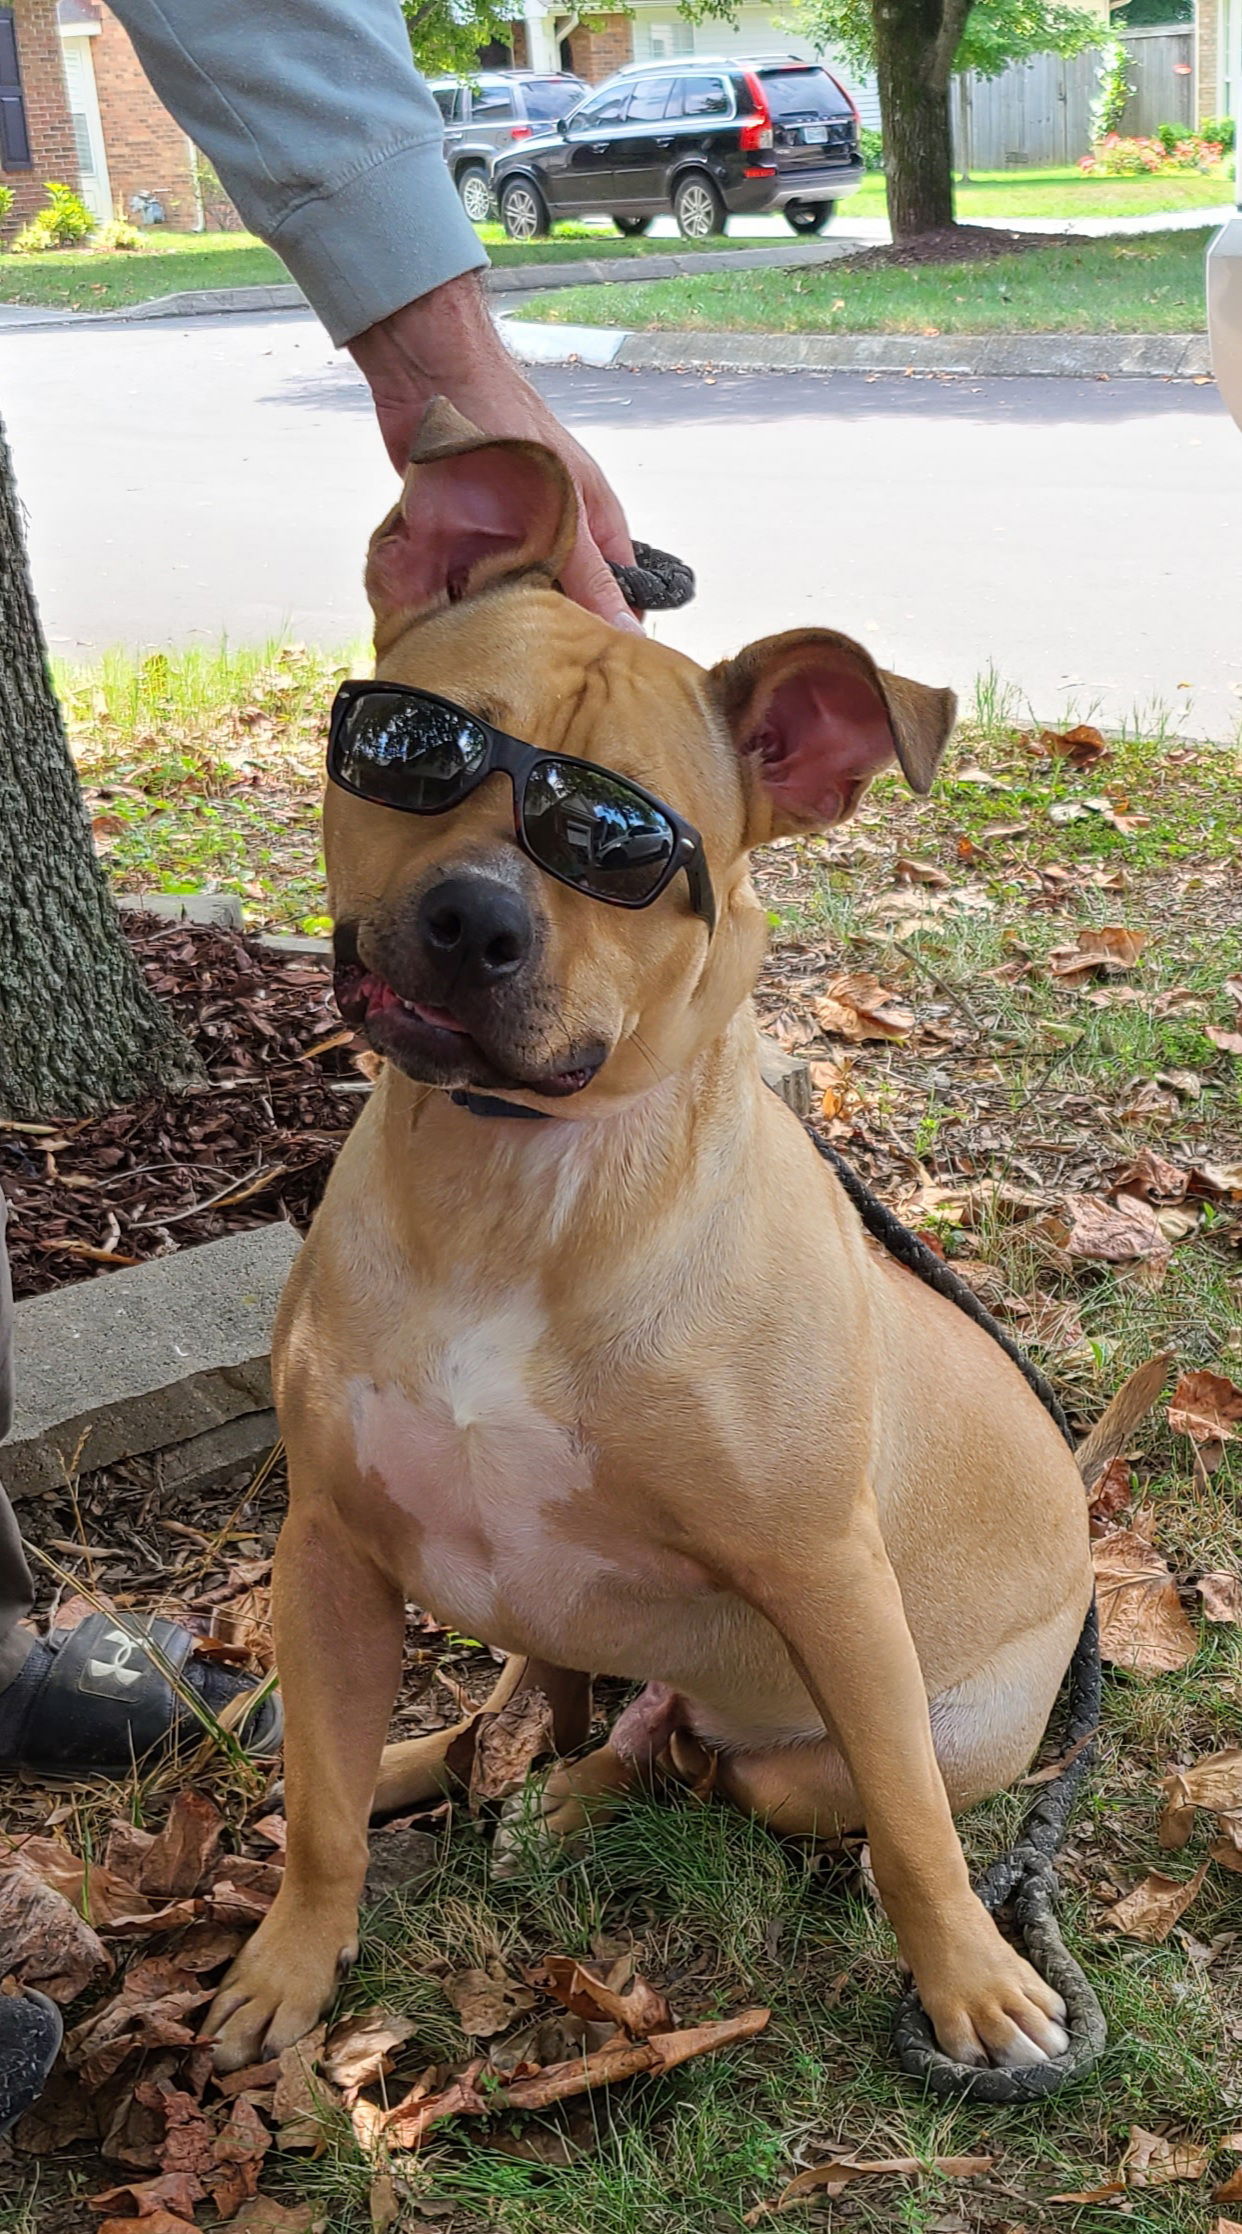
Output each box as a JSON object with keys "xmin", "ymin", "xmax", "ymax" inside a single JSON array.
[
  {"xmin": 1049, "ymin": 926, "xmax": 1148, "ymax": 981},
  {"xmin": 532, "ymin": 1955, "xmax": 673, "ymax": 2038},
  {"xmin": 773, "ymin": 2154, "xmax": 998, "ymax": 2210},
  {"xmin": 1092, "ymin": 1530, "xmax": 1197, "ymax": 1673},
  {"xmin": 141, "ymin": 1787, "xmax": 225, "ymax": 1894},
  {"xmin": 814, "ymin": 973, "xmax": 914, "ymax": 1043},
  {"xmin": 1196, "ymin": 1572, "xmax": 1242, "ymax": 1624},
  {"xmin": 0, "ymin": 1862, "xmax": 114, "ymax": 2002},
  {"xmin": 1042, "ymin": 722, "xmax": 1108, "ymax": 768},
  {"xmin": 95, "ymin": 2214, "xmax": 200, "ymax": 2234},
  {"xmin": 231, "ymin": 2201, "xmax": 326, "ymax": 2234},
  {"xmin": 273, "ymin": 2025, "xmax": 329, "ymax": 2151},
  {"xmin": 442, "ymin": 1965, "xmax": 537, "ymax": 2038},
  {"xmin": 469, "ymin": 1686, "xmax": 555, "ymax": 1809},
  {"xmin": 321, "ymin": 2006, "xmax": 416, "ymax": 2094},
  {"xmin": 1054, "ymin": 1193, "xmax": 1170, "ymax": 1267},
  {"xmin": 1114, "ymin": 1148, "xmax": 1189, "ymax": 1204},
  {"xmin": 1216, "ymin": 2168, "xmax": 1242, "ymax": 2205},
  {"xmin": 1122, "ymin": 2126, "xmax": 1212, "ymax": 2185},
  {"xmin": 1103, "ymin": 1865, "xmax": 1208, "ymax": 1942},
  {"xmin": 89, "ymin": 2173, "xmax": 205, "ymax": 2220},
  {"xmin": 1168, "ymin": 1370, "xmax": 1242, "ymax": 1445}
]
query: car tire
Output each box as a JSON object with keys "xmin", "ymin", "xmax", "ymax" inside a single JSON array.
[
  {"xmin": 499, "ymin": 177, "xmax": 551, "ymax": 242},
  {"xmin": 613, "ymin": 215, "xmax": 652, "ymax": 236},
  {"xmin": 673, "ymin": 172, "xmax": 726, "ymax": 241},
  {"xmin": 785, "ymin": 199, "xmax": 835, "ymax": 234},
  {"xmin": 457, "ymin": 164, "xmax": 495, "ymax": 225}
]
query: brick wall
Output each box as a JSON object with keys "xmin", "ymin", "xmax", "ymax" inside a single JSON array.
[
  {"xmin": 89, "ymin": 1, "xmax": 199, "ymax": 226},
  {"xmin": 563, "ymin": 15, "xmax": 634, "ymax": 82},
  {"xmin": 1, "ymin": 0, "xmax": 80, "ymax": 228},
  {"xmin": 1196, "ymin": 0, "xmax": 1221, "ymax": 116}
]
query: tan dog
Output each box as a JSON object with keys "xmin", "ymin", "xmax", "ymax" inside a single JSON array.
[{"xmin": 207, "ymin": 403, "xmax": 1095, "ymax": 2077}]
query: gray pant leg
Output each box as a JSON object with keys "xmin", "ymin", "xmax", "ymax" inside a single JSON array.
[{"xmin": 0, "ymin": 1190, "xmax": 35, "ymax": 1691}]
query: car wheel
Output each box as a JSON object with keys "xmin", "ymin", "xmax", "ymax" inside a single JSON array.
[
  {"xmin": 613, "ymin": 215, "xmax": 652, "ymax": 236},
  {"xmin": 457, "ymin": 165, "xmax": 495, "ymax": 225},
  {"xmin": 673, "ymin": 173, "xmax": 726, "ymax": 241},
  {"xmin": 785, "ymin": 200, "xmax": 835, "ymax": 234},
  {"xmin": 500, "ymin": 177, "xmax": 551, "ymax": 242}
]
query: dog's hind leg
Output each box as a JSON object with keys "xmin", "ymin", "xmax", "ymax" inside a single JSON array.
[{"xmin": 372, "ymin": 1657, "xmax": 594, "ymax": 1817}]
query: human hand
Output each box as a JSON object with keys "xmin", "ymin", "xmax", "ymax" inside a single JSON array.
[{"xmin": 348, "ymin": 275, "xmax": 641, "ymax": 633}]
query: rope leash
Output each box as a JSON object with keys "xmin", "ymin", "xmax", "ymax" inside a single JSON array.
[{"xmin": 614, "ymin": 538, "xmax": 1105, "ymax": 2095}]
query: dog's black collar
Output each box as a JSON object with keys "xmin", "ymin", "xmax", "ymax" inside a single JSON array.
[{"xmin": 448, "ymin": 1088, "xmax": 551, "ymax": 1121}]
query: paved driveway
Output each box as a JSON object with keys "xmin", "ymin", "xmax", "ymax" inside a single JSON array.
[{"xmin": 3, "ymin": 310, "xmax": 1239, "ymax": 736}]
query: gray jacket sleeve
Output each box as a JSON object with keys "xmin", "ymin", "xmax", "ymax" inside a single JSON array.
[{"xmin": 107, "ymin": 0, "xmax": 488, "ymax": 346}]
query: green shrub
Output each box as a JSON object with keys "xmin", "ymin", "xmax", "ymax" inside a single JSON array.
[
  {"xmin": 1200, "ymin": 113, "xmax": 1236, "ymax": 153},
  {"xmin": 858, "ymin": 125, "xmax": 884, "ymax": 171},
  {"xmin": 0, "ymin": 183, "xmax": 14, "ymax": 234},
  {"xmin": 96, "ymin": 217, "xmax": 143, "ymax": 251},
  {"xmin": 11, "ymin": 180, "xmax": 94, "ymax": 253}
]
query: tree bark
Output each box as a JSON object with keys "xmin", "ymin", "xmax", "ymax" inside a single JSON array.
[
  {"xmin": 0, "ymin": 414, "xmax": 199, "ymax": 1121},
  {"xmin": 872, "ymin": 0, "xmax": 963, "ymax": 241}
]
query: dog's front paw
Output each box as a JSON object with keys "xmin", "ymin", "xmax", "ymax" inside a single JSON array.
[
  {"xmin": 915, "ymin": 1905, "xmax": 1070, "ymax": 2069},
  {"xmin": 203, "ymin": 1892, "xmax": 358, "ymax": 2071}
]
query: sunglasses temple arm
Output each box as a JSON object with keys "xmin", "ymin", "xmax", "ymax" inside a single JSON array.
[{"xmin": 684, "ymin": 849, "xmax": 716, "ymax": 936}]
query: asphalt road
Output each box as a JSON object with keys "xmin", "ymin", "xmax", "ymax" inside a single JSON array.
[{"xmin": 3, "ymin": 309, "xmax": 1240, "ymax": 735}]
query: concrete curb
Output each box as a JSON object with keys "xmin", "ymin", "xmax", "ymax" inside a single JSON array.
[{"xmin": 503, "ymin": 317, "xmax": 1213, "ymax": 379}]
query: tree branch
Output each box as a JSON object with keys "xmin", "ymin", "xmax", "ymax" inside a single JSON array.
[{"xmin": 930, "ymin": 0, "xmax": 974, "ymax": 89}]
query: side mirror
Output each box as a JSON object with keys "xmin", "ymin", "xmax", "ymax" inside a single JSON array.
[{"xmin": 558, "ymin": 115, "xmax": 569, "ymax": 135}]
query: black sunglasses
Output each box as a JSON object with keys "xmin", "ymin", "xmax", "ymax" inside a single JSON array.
[{"xmin": 327, "ymin": 681, "xmax": 716, "ymax": 933}]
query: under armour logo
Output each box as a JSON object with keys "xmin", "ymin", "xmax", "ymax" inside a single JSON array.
[{"xmin": 81, "ymin": 1627, "xmax": 148, "ymax": 1698}]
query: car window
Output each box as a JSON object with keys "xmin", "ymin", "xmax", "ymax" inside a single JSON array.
[
  {"xmin": 624, "ymin": 74, "xmax": 678, "ymax": 123},
  {"xmin": 568, "ymin": 85, "xmax": 631, "ymax": 131},
  {"xmin": 472, "ymin": 82, "xmax": 516, "ymax": 121},
  {"xmin": 758, "ymin": 67, "xmax": 852, "ymax": 120},
  {"xmin": 430, "ymin": 84, "xmax": 460, "ymax": 122},
  {"xmin": 676, "ymin": 75, "xmax": 730, "ymax": 118},
  {"xmin": 521, "ymin": 76, "xmax": 585, "ymax": 119}
]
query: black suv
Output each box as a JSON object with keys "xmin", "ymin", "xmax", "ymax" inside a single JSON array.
[
  {"xmin": 492, "ymin": 56, "xmax": 863, "ymax": 240},
  {"xmin": 429, "ymin": 70, "xmax": 588, "ymax": 222}
]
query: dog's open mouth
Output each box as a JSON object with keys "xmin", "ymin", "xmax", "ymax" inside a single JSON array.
[{"xmin": 333, "ymin": 962, "xmax": 602, "ymax": 1098}]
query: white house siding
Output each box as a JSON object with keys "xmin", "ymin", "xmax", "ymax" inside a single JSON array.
[{"xmin": 625, "ymin": 5, "xmax": 882, "ymax": 128}]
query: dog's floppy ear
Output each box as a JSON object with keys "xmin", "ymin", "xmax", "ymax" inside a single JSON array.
[
  {"xmin": 711, "ymin": 628, "xmax": 956, "ymax": 846},
  {"xmin": 366, "ymin": 398, "xmax": 579, "ymax": 637}
]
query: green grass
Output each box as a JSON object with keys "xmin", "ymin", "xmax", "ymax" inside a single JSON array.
[
  {"xmin": 1, "ymin": 162, "xmax": 1231, "ymax": 311},
  {"xmin": 37, "ymin": 644, "xmax": 1242, "ymax": 2233},
  {"xmin": 0, "ymin": 228, "xmax": 287, "ymax": 310},
  {"xmin": 526, "ymin": 226, "xmax": 1214, "ymax": 334},
  {"xmin": 850, "ymin": 159, "xmax": 1233, "ymax": 221}
]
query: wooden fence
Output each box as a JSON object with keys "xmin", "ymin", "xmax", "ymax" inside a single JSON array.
[{"xmin": 950, "ymin": 26, "xmax": 1196, "ymax": 171}]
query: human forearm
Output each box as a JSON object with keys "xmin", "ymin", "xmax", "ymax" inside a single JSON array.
[{"xmin": 107, "ymin": 0, "xmax": 486, "ymax": 344}]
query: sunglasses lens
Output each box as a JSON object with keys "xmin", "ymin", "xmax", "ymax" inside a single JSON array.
[
  {"xmin": 334, "ymin": 692, "xmax": 488, "ymax": 810},
  {"xmin": 523, "ymin": 760, "xmax": 677, "ymax": 903}
]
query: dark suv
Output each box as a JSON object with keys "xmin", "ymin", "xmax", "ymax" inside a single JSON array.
[
  {"xmin": 429, "ymin": 70, "xmax": 588, "ymax": 222},
  {"xmin": 492, "ymin": 56, "xmax": 863, "ymax": 240}
]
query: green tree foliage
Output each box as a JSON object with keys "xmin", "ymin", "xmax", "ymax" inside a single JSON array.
[
  {"xmin": 401, "ymin": 0, "xmax": 512, "ymax": 77},
  {"xmin": 759, "ymin": 0, "xmax": 1101, "ymax": 83}
]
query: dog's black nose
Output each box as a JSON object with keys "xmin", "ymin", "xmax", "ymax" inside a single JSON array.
[{"xmin": 417, "ymin": 875, "xmax": 534, "ymax": 987}]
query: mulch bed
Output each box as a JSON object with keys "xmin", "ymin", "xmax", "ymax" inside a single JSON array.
[
  {"xmin": 843, "ymin": 224, "xmax": 1072, "ymax": 269},
  {"xmin": 2, "ymin": 914, "xmax": 363, "ymax": 1302}
]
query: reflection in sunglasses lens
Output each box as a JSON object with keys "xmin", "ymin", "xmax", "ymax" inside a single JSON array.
[
  {"xmin": 339, "ymin": 696, "xmax": 488, "ymax": 809},
  {"xmin": 524, "ymin": 761, "xmax": 675, "ymax": 901}
]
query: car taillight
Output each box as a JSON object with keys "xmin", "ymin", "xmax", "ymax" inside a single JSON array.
[
  {"xmin": 740, "ymin": 71, "xmax": 773, "ymax": 151},
  {"xmin": 509, "ymin": 123, "xmax": 533, "ymax": 140}
]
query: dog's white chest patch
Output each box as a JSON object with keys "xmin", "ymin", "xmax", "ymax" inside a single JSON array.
[{"xmin": 347, "ymin": 1299, "xmax": 595, "ymax": 1639}]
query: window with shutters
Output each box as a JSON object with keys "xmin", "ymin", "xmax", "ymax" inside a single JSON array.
[{"xmin": 0, "ymin": 8, "xmax": 33, "ymax": 170}]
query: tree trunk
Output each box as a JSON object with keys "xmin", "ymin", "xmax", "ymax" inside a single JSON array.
[
  {"xmin": 873, "ymin": 0, "xmax": 959, "ymax": 241},
  {"xmin": 0, "ymin": 414, "xmax": 199, "ymax": 1122}
]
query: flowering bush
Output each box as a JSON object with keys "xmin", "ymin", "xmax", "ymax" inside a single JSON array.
[{"xmin": 1080, "ymin": 131, "xmax": 1225, "ymax": 176}]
